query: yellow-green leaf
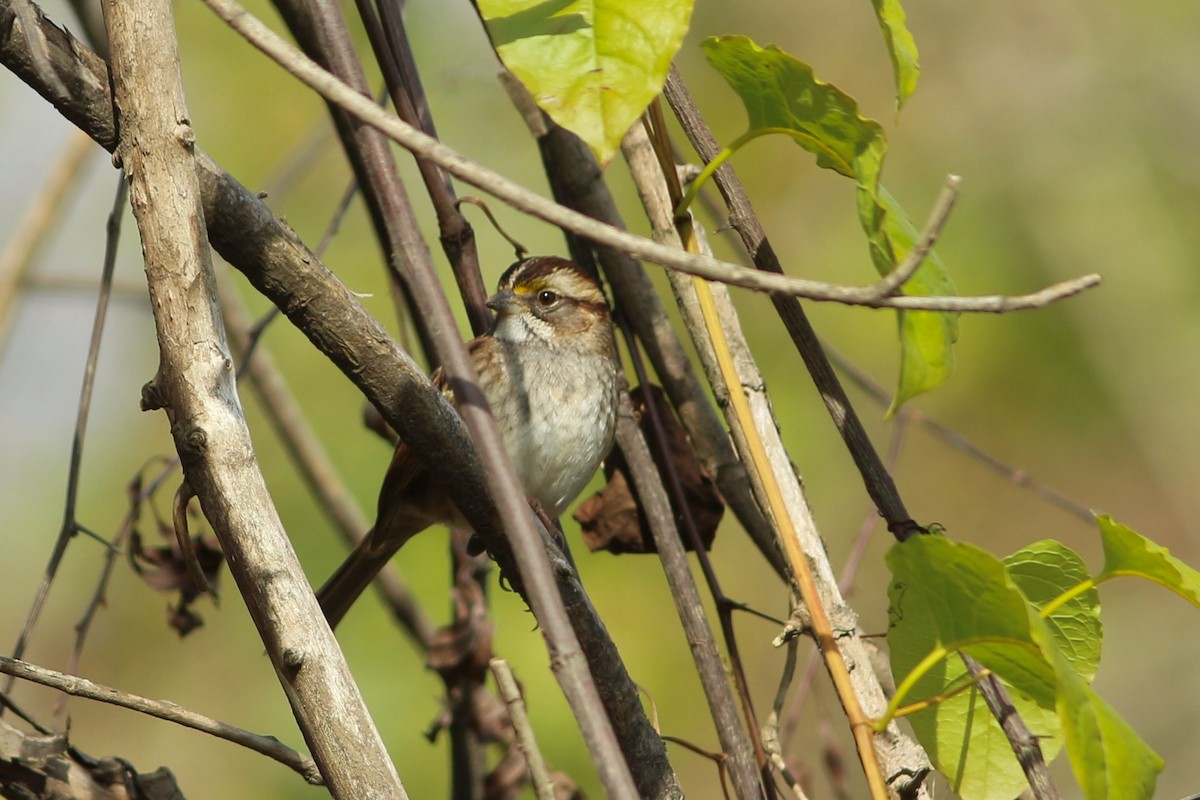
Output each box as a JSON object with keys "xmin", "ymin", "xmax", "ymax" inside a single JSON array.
[
  {"xmin": 1097, "ymin": 514, "xmax": 1200, "ymax": 605},
  {"xmin": 869, "ymin": 0, "xmax": 920, "ymax": 107},
  {"xmin": 703, "ymin": 35, "xmax": 956, "ymax": 410},
  {"xmin": 1004, "ymin": 539, "xmax": 1102, "ymax": 682},
  {"xmin": 1047, "ymin": 635, "xmax": 1162, "ymax": 799},
  {"xmin": 888, "ymin": 535, "xmax": 1062, "ymax": 799},
  {"xmin": 480, "ymin": 0, "xmax": 694, "ymax": 165},
  {"xmin": 888, "ymin": 533, "xmax": 1162, "ymax": 799},
  {"xmin": 873, "ymin": 186, "xmax": 958, "ymax": 413}
]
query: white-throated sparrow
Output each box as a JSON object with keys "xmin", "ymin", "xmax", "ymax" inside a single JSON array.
[{"xmin": 317, "ymin": 256, "xmax": 620, "ymax": 627}]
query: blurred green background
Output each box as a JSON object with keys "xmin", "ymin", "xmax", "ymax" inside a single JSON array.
[{"xmin": 2, "ymin": 0, "xmax": 1199, "ymax": 797}]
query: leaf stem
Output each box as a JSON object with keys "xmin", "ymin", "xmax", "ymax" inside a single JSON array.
[
  {"xmin": 1038, "ymin": 577, "xmax": 1099, "ymax": 620},
  {"xmin": 890, "ymin": 666, "xmax": 991, "ymax": 720},
  {"xmin": 877, "ymin": 646, "xmax": 948, "ymax": 729},
  {"xmin": 675, "ymin": 127, "xmax": 850, "ymax": 218}
]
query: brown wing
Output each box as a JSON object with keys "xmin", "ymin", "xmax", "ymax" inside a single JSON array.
[
  {"xmin": 372, "ymin": 363, "xmax": 461, "ymax": 532},
  {"xmin": 319, "ymin": 361, "xmax": 477, "ymax": 628}
]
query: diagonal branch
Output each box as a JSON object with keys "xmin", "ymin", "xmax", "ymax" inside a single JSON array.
[
  {"xmin": 217, "ymin": 273, "xmax": 437, "ymax": 649},
  {"xmin": 613, "ymin": 399, "xmax": 766, "ymax": 800},
  {"xmin": 102, "ymin": 0, "xmax": 405, "ymax": 793},
  {"xmin": 662, "ymin": 64, "xmax": 1053, "ymax": 800},
  {"xmin": 259, "ymin": 5, "xmax": 641, "ymax": 797},
  {"xmin": 0, "ymin": 8, "xmax": 671, "ymax": 798},
  {"xmin": 354, "ymin": 0, "xmax": 490, "ymax": 334}
]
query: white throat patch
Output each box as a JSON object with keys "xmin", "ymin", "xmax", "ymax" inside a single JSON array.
[{"xmin": 493, "ymin": 312, "xmax": 553, "ymax": 343}]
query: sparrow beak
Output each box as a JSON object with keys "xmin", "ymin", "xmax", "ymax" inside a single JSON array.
[{"xmin": 486, "ymin": 290, "xmax": 525, "ymax": 316}]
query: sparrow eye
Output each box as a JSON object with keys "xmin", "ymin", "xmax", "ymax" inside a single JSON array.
[{"xmin": 537, "ymin": 289, "xmax": 558, "ymax": 306}]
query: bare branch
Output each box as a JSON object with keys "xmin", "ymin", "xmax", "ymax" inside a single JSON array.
[
  {"xmin": 661, "ymin": 68, "xmax": 922, "ymax": 543},
  {"xmin": 59, "ymin": 185, "xmax": 163, "ymax": 721},
  {"xmin": 0, "ymin": 656, "xmax": 322, "ymax": 784},
  {"xmin": 763, "ymin": 626, "xmax": 812, "ymax": 800},
  {"xmin": 3, "ymin": 171, "xmax": 126, "ymax": 702},
  {"xmin": 1, "ymin": 16, "xmax": 685, "ymax": 799},
  {"xmin": 623, "ymin": 111, "xmax": 933, "ymax": 797},
  {"xmin": 196, "ymin": 0, "xmax": 1101, "ymax": 313},
  {"xmin": 351, "ymin": 0, "xmax": 491, "ymax": 334},
  {"xmin": 65, "ymin": 460, "xmax": 179, "ymax": 715},
  {"xmin": 824, "ymin": 345, "xmax": 1096, "ymax": 522}
]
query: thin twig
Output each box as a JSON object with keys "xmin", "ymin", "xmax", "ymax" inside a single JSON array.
[
  {"xmin": 660, "ymin": 735, "xmax": 734, "ymax": 800},
  {"xmin": 359, "ymin": 0, "xmax": 490, "ymax": 335},
  {"xmin": 456, "ymin": 196, "xmax": 527, "ymax": 258},
  {"xmin": 236, "ymin": 175, "xmax": 358, "ymax": 378},
  {"xmin": 0, "ymin": 656, "xmax": 323, "ymax": 784},
  {"xmin": 763, "ymin": 624, "xmax": 812, "ymax": 800},
  {"xmin": 195, "ymin": 0, "xmax": 1101, "ymax": 313},
  {"xmin": 259, "ymin": 115, "xmax": 337, "ymax": 200},
  {"xmin": 491, "ymin": 659, "xmax": 556, "ymax": 800},
  {"xmin": 58, "ymin": 182, "xmax": 176, "ymax": 712},
  {"xmin": 844, "ymin": 420, "xmax": 908, "ymax": 595},
  {"xmin": 63, "ymin": 459, "xmax": 179, "ymax": 709},
  {"xmin": 869, "ymin": 174, "xmax": 962, "ymax": 298},
  {"xmin": 269, "ymin": 0, "xmax": 420, "ymax": 338},
  {"xmin": 3, "ymin": 173, "xmax": 127, "ymax": 704},
  {"xmin": 171, "ymin": 480, "xmax": 213, "ymax": 598}
]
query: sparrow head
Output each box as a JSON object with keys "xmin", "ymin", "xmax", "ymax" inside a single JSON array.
[{"xmin": 487, "ymin": 257, "xmax": 611, "ymax": 344}]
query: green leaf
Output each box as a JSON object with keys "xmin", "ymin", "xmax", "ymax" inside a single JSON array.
[
  {"xmin": 1050, "ymin": 642, "xmax": 1163, "ymax": 799},
  {"xmin": 889, "ymin": 533, "xmax": 1163, "ymax": 799},
  {"xmin": 888, "ymin": 535, "xmax": 1061, "ymax": 799},
  {"xmin": 702, "ymin": 35, "xmax": 956, "ymax": 410},
  {"xmin": 702, "ymin": 36, "xmax": 883, "ymax": 180},
  {"xmin": 1097, "ymin": 514, "xmax": 1200, "ymax": 605},
  {"xmin": 480, "ymin": 0, "xmax": 694, "ymax": 165},
  {"xmin": 1004, "ymin": 540, "xmax": 1102, "ymax": 682},
  {"xmin": 869, "ymin": 0, "xmax": 921, "ymax": 107}
]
